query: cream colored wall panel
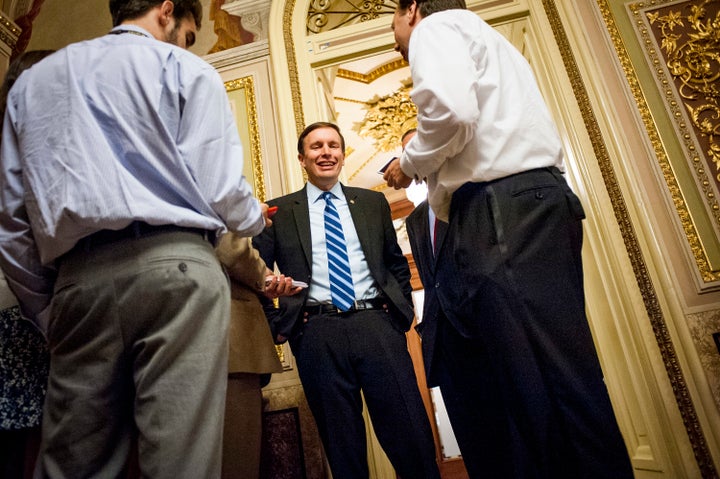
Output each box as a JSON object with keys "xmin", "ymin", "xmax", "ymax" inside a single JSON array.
[{"xmin": 205, "ymin": 41, "xmax": 289, "ymax": 201}]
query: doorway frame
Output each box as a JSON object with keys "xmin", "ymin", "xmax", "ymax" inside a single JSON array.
[{"xmin": 266, "ymin": 0, "xmax": 720, "ymax": 476}]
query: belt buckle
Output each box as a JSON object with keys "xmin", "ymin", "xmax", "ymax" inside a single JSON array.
[{"xmin": 353, "ymin": 300, "xmax": 366, "ymax": 311}]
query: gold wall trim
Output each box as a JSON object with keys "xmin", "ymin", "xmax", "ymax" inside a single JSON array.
[
  {"xmin": 547, "ymin": 0, "xmax": 716, "ymax": 475},
  {"xmin": 284, "ymin": 0, "xmax": 306, "ymax": 138},
  {"xmin": 224, "ymin": 76, "xmax": 267, "ymax": 202},
  {"xmin": 626, "ymin": 0, "xmax": 718, "ymax": 282},
  {"xmin": 347, "ymin": 149, "xmax": 381, "ymax": 183},
  {"xmin": 336, "ymin": 58, "xmax": 408, "ymax": 83}
]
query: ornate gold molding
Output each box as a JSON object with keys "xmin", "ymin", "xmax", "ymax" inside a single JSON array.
[
  {"xmin": 336, "ymin": 58, "xmax": 408, "ymax": 83},
  {"xmin": 626, "ymin": 0, "xmax": 719, "ymax": 283},
  {"xmin": 284, "ymin": 0, "xmax": 306, "ymax": 138},
  {"xmin": 552, "ymin": 0, "xmax": 716, "ymax": 476},
  {"xmin": 224, "ymin": 76, "xmax": 267, "ymax": 202},
  {"xmin": 334, "ymin": 96, "xmax": 367, "ymax": 105}
]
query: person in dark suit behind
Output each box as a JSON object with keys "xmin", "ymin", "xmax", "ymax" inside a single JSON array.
[
  {"xmin": 253, "ymin": 122, "xmax": 440, "ymax": 479},
  {"xmin": 401, "ymin": 128, "xmax": 445, "ymax": 389}
]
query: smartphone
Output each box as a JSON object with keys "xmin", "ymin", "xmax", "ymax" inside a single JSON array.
[
  {"xmin": 267, "ymin": 206, "xmax": 278, "ymax": 217},
  {"xmin": 377, "ymin": 157, "xmax": 397, "ymax": 175},
  {"xmin": 265, "ymin": 276, "xmax": 308, "ymax": 289}
]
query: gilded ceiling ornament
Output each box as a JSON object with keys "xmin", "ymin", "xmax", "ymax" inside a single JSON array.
[
  {"xmin": 307, "ymin": 0, "xmax": 399, "ymax": 34},
  {"xmin": 352, "ymin": 82, "xmax": 417, "ymax": 152}
]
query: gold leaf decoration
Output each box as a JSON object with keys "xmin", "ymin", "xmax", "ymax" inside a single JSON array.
[{"xmin": 352, "ymin": 82, "xmax": 417, "ymax": 152}]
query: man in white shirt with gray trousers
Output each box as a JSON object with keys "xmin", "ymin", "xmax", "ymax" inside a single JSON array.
[{"xmin": 385, "ymin": 0, "xmax": 634, "ymax": 477}]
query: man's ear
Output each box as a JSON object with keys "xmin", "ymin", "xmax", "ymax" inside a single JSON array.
[
  {"xmin": 407, "ymin": 1, "xmax": 421, "ymax": 25},
  {"xmin": 159, "ymin": 0, "xmax": 174, "ymax": 26}
]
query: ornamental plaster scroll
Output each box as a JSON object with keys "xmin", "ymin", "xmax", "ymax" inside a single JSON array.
[{"xmin": 222, "ymin": 0, "xmax": 272, "ymax": 41}]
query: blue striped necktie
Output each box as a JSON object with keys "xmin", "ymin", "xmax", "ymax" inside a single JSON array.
[{"xmin": 321, "ymin": 191, "xmax": 355, "ymax": 311}]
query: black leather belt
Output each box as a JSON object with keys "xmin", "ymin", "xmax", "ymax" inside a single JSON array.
[
  {"xmin": 303, "ymin": 298, "xmax": 388, "ymax": 315},
  {"xmin": 74, "ymin": 221, "xmax": 215, "ymax": 252}
]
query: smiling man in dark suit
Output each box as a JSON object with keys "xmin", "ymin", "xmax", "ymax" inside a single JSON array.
[{"xmin": 253, "ymin": 122, "xmax": 440, "ymax": 479}]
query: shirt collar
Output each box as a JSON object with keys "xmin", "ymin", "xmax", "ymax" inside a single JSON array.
[
  {"xmin": 307, "ymin": 182, "xmax": 344, "ymax": 204},
  {"xmin": 109, "ymin": 25, "xmax": 153, "ymax": 39}
]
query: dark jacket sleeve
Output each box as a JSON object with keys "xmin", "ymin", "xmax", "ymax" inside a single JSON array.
[{"xmin": 252, "ymin": 194, "xmax": 311, "ymax": 343}]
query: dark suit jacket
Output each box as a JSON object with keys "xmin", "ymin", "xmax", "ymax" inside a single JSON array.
[
  {"xmin": 405, "ymin": 200, "xmax": 447, "ymax": 387},
  {"xmin": 252, "ymin": 184, "xmax": 414, "ymax": 343}
]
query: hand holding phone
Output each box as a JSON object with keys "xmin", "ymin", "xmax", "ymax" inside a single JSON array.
[
  {"xmin": 265, "ymin": 275, "xmax": 308, "ymax": 289},
  {"xmin": 378, "ymin": 157, "xmax": 397, "ymax": 175}
]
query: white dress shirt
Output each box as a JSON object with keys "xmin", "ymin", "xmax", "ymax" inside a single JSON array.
[
  {"xmin": 400, "ymin": 9, "xmax": 564, "ymax": 221},
  {"xmin": 305, "ymin": 182, "xmax": 380, "ymax": 304}
]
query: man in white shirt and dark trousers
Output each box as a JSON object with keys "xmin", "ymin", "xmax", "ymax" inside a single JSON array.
[
  {"xmin": 385, "ymin": 1, "xmax": 634, "ymax": 478},
  {"xmin": 0, "ymin": 1, "xmax": 269, "ymax": 477}
]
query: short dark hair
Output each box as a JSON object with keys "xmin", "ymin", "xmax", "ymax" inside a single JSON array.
[
  {"xmin": 297, "ymin": 122, "xmax": 346, "ymax": 156},
  {"xmin": 109, "ymin": 0, "xmax": 203, "ymax": 28},
  {"xmin": 396, "ymin": 0, "xmax": 466, "ymax": 17}
]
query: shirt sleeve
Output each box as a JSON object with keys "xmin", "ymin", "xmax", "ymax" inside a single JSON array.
[
  {"xmin": 0, "ymin": 99, "xmax": 57, "ymax": 328},
  {"xmin": 400, "ymin": 19, "xmax": 483, "ymax": 180},
  {"xmin": 177, "ymin": 63, "xmax": 264, "ymax": 238}
]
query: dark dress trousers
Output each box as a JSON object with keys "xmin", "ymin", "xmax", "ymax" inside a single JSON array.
[
  {"xmin": 410, "ymin": 168, "xmax": 633, "ymax": 479},
  {"xmin": 407, "ymin": 200, "xmax": 530, "ymax": 479},
  {"xmin": 253, "ymin": 184, "xmax": 440, "ymax": 479}
]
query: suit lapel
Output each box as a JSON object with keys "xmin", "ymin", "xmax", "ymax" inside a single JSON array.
[
  {"xmin": 292, "ymin": 188, "xmax": 313, "ymax": 269},
  {"xmin": 418, "ymin": 207, "xmax": 436, "ymax": 275},
  {"xmin": 344, "ymin": 186, "xmax": 375, "ymax": 262},
  {"xmin": 433, "ymin": 217, "xmax": 448, "ymax": 266}
]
